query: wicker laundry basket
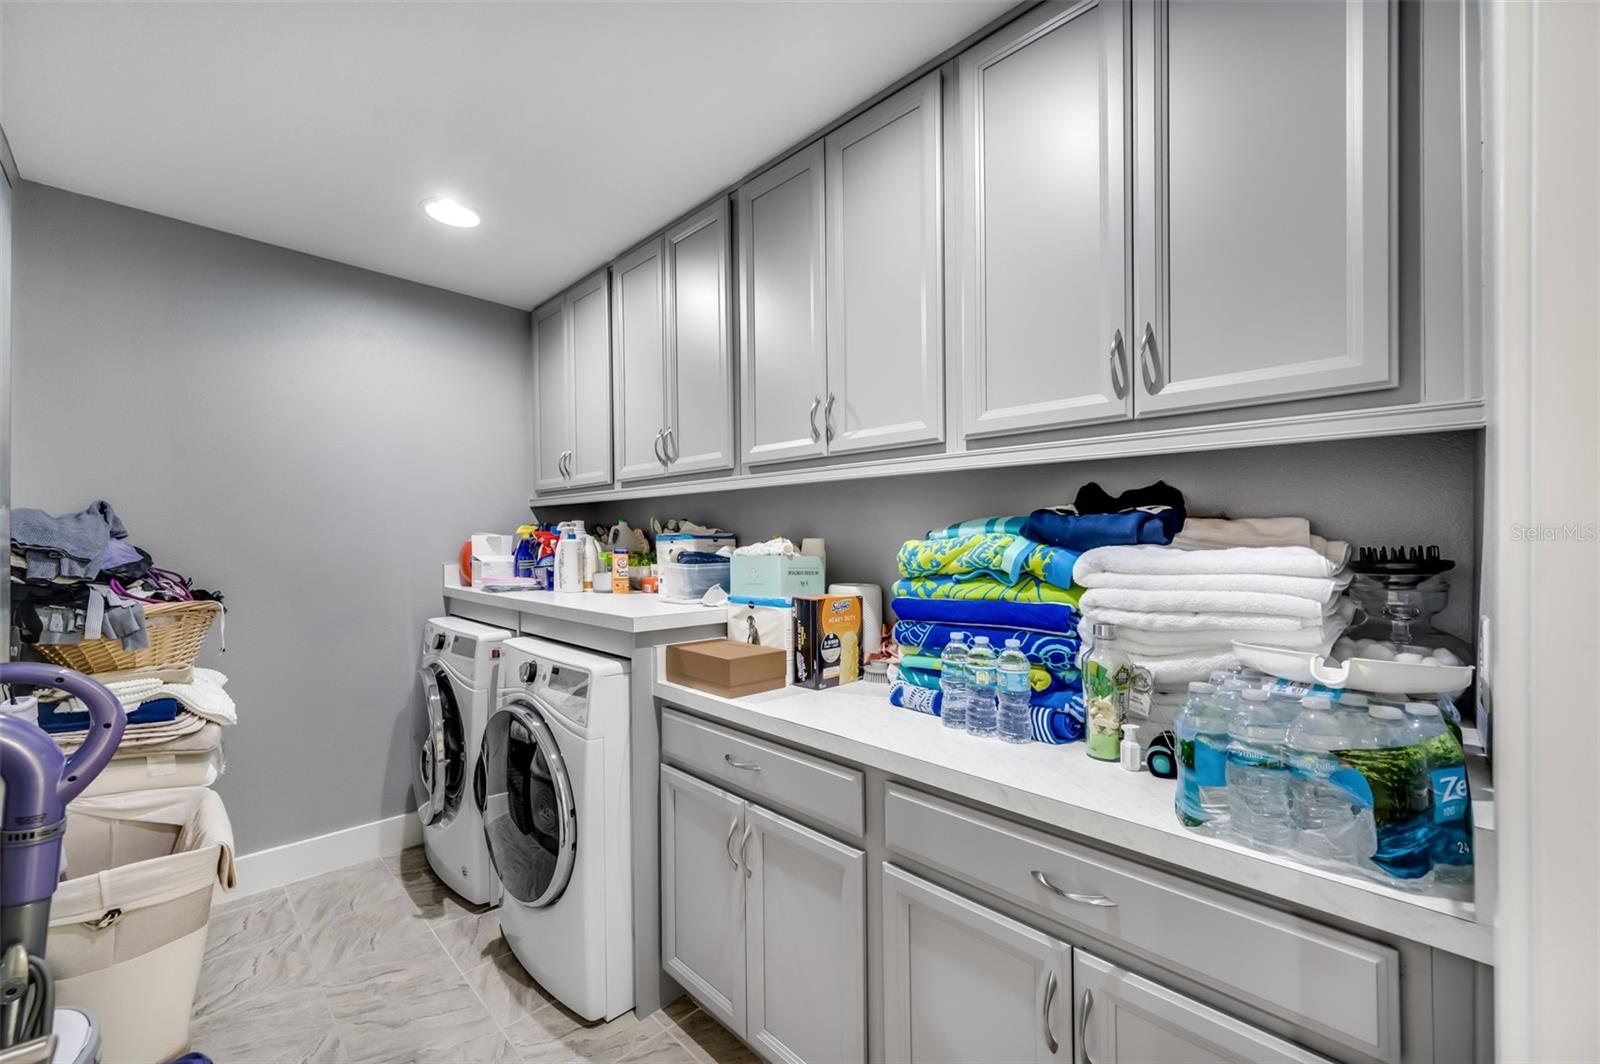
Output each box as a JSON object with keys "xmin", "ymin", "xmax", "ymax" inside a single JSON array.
[{"xmin": 34, "ymin": 600, "xmax": 220, "ymax": 674}]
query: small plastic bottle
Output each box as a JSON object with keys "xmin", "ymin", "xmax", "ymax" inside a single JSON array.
[
  {"xmin": 938, "ymin": 634, "xmax": 970, "ymax": 731},
  {"xmin": 1226, "ymin": 688, "xmax": 1294, "ymax": 850},
  {"xmin": 965, "ymin": 637, "xmax": 999, "ymax": 737},
  {"xmin": 1174, "ymin": 681, "xmax": 1230, "ymax": 833},
  {"xmin": 1083, "ymin": 623, "xmax": 1130, "ymax": 761},
  {"xmin": 1405, "ymin": 701, "xmax": 1474, "ymax": 886},
  {"xmin": 996, "ymin": 638, "xmax": 1033, "ymax": 744}
]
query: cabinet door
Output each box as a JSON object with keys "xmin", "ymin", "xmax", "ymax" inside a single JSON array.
[
  {"xmin": 565, "ymin": 270, "xmax": 613, "ymax": 488},
  {"xmin": 744, "ymin": 805, "xmax": 865, "ymax": 1064},
  {"xmin": 531, "ymin": 299, "xmax": 570, "ymax": 492},
  {"xmin": 738, "ymin": 143, "xmax": 829, "ymax": 466},
  {"xmin": 613, "ymin": 238, "xmax": 670, "ymax": 481},
  {"xmin": 959, "ymin": 0, "xmax": 1131, "ymax": 439},
  {"xmin": 666, "ymin": 199, "xmax": 736, "ymax": 474},
  {"xmin": 1073, "ymin": 951, "xmax": 1331, "ymax": 1063},
  {"xmin": 824, "ymin": 72, "xmax": 944, "ymax": 455},
  {"xmin": 660, "ymin": 766, "xmax": 747, "ymax": 1035},
  {"xmin": 1131, "ymin": 0, "xmax": 1393, "ymax": 415},
  {"xmin": 882, "ymin": 865, "xmax": 1069, "ymax": 1064}
]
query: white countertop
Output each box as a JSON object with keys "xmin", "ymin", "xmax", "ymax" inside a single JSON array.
[
  {"xmin": 654, "ymin": 672, "xmax": 1494, "ymax": 965},
  {"xmin": 443, "ymin": 567, "xmax": 726, "ymax": 634}
]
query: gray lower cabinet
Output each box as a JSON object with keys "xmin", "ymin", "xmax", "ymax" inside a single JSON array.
[
  {"xmin": 1130, "ymin": 0, "xmax": 1395, "ymax": 415},
  {"xmin": 660, "ymin": 764, "xmax": 866, "ymax": 1063},
  {"xmin": 958, "ymin": 0, "xmax": 1131, "ymax": 440},
  {"xmin": 882, "ymin": 864, "xmax": 1070, "ymax": 1064},
  {"xmin": 531, "ymin": 269, "xmax": 613, "ymax": 491},
  {"xmin": 1073, "ymin": 950, "xmax": 1330, "ymax": 1064}
]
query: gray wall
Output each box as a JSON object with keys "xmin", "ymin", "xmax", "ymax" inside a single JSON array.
[
  {"xmin": 11, "ymin": 183, "xmax": 531, "ymax": 853},
  {"xmin": 604, "ymin": 431, "xmax": 1483, "ymax": 643}
]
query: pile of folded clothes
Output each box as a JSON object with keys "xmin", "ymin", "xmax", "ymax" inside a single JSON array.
[
  {"xmin": 1073, "ymin": 516, "xmax": 1354, "ymax": 688},
  {"xmin": 888, "ymin": 520, "xmax": 1087, "ymax": 743}
]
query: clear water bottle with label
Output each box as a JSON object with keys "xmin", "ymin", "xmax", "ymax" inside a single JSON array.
[
  {"xmin": 1286, "ymin": 694, "xmax": 1377, "ymax": 868},
  {"xmin": 938, "ymin": 633, "xmax": 970, "ymax": 731},
  {"xmin": 996, "ymin": 638, "xmax": 1032, "ymax": 744},
  {"xmin": 1174, "ymin": 682, "xmax": 1230, "ymax": 833},
  {"xmin": 965, "ymin": 637, "xmax": 998, "ymax": 737},
  {"xmin": 1226, "ymin": 688, "xmax": 1294, "ymax": 849},
  {"xmin": 1405, "ymin": 701, "xmax": 1473, "ymax": 885}
]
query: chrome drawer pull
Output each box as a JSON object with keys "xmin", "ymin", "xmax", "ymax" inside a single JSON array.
[
  {"xmin": 1077, "ymin": 988, "xmax": 1094, "ymax": 1064},
  {"xmin": 725, "ymin": 817, "xmax": 740, "ymax": 870},
  {"xmin": 1042, "ymin": 968, "xmax": 1059, "ymax": 1055},
  {"xmin": 1031, "ymin": 869, "xmax": 1117, "ymax": 907},
  {"xmin": 740, "ymin": 823, "xmax": 754, "ymax": 879},
  {"xmin": 724, "ymin": 754, "xmax": 763, "ymax": 771}
]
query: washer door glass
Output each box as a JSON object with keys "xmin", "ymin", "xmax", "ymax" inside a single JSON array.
[
  {"xmin": 414, "ymin": 663, "xmax": 466, "ymax": 827},
  {"xmin": 479, "ymin": 699, "xmax": 576, "ymax": 907}
]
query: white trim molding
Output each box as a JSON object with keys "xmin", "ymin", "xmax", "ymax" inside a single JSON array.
[
  {"xmin": 228, "ymin": 811, "xmax": 422, "ymax": 898},
  {"xmin": 1488, "ymin": 0, "xmax": 1600, "ymax": 1058}
]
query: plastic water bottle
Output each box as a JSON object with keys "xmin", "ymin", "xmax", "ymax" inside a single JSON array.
[
  {"xmin": 1174, "ymin": 682, "xmax": 1230, "ymax": 833},
  {"xmin": 1286, "ymin": 695, "xmax": 1377, "ymax": 868},
  {"xmin": 965, "ymin": 637, "xmax": 998, "ymax": 737},
  {"xmin": 938, "ymin": 634, "xmax": 970, "ymax": 731},
  {"xmin": 1405, "ymin": 701, "xmax": 1473, "ymax": 885},
  {"xmin": 1226, "ymin": 688, "xmax": 1294, "ymax": 850},
  {"xmin": 1359, "ymin": 703, "xmax": 1435, "ymax": 881},
  {"xmin": 996, "ymin": 639, "xmax": 1032, "ymax": 744}
]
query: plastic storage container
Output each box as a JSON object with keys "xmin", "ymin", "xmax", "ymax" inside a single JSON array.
[{"xmin": 660, "ymin": 559, "xmax": 732, "ymax": 602}]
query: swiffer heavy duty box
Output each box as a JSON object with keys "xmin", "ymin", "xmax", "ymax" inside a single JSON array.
[{"xmin": 793, "ymin": 594, "xmax": 862, "ymax": 689}]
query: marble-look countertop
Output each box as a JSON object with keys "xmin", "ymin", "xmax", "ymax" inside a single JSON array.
[
  {"xmin": 442, "ymin": 566, "xmax": 726, "ymax": 634},
  {"xmin": 654, "ymin": 671, "xmax": 1494, "ymax": 965}
]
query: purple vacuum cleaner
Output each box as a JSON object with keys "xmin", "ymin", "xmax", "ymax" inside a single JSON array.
[{"xmin": 1, "ymin": 662, "xmax": 125, "ymax": 1057}]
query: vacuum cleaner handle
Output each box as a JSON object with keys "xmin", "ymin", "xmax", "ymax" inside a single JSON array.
[{"xmin": 0, "ymin": 662, "xmax": 126, "ymax": 805}]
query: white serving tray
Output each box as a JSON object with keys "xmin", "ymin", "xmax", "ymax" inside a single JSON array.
[{"xmin": 1232, "ymin": 641, "xmax": 1473, "ymax": 696}]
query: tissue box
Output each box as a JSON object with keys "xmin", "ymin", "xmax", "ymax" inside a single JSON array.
[
  {"xmin": 470, "ymin": 533, "xmax": 516, "ymax": 587},
  {"xmin": 727, "ymin": 601, "xmax": 795, "ymax": 686},
  {"xmin": 793, "ymin": 594, "xmax": 862, "ymax": 689},
  {"xmin": 731, "ymin": 554, "xmax": 824, "ymax": 600},
  {"xmin": 665, "ymin": 640, "xmax": 788, "ymax": 698}
]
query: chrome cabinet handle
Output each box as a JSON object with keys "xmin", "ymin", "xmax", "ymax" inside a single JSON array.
[
  {"xmin": 807, "ymin": 396, "xmax": 822, "ymax": 442},
  {"xmin": 1042, "ymin": 968, "xmax": 1060, "ymax": 1055},
  {"xmin": 1108, "ymin": 329, "xmax": 1128, "ymax": 399},
  {"xmin": 1137, "ymin": 322, "xmax": 1164, "ymax": 395},
  {"xmin": 663, "ymin": 426, "xmax": 677, "ymax": 464},
  {"xmin": 823, "ymin": 393, "xmax": 836, "ymax": 443},
  {"xmin": 740, "ymin": 823, "xmax": 754, "ymax": 879},
  {"xmin": 653, "ymin": 429, "xmax": 667, "ymax": 466},
  {"xmin": 724, "ymin": 754, "xmax": 762, "ymax": 771},
  {"xmin": 725, "ymin": 817, "xmax": 740, "ymax": 870},
  {"xmin": 1031, "ymin": 869, "xmax": 1117, "ymax": 907},
  {"xmin": 1077, "ymin": 989, "xmax": 1094, "ymax": 1064}
]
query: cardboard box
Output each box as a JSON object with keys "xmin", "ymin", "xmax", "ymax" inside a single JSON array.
[
  {"xmin": 665, "ymin": 639, "xmax": 788, "ymax": 699},
  {"xmin": 730, "ymin": 554, "xmax": 825, "ymax": 600},
  {"xmin": 793, "ymin": 594, "xmax": 862, "ymax": 689},
  {"xmin": 727, "ymin": 601, "xmax": 795, "ymax": 686}
]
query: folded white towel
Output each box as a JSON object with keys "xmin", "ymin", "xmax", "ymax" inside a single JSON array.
[
  {"xmin": 56, "ymin": 667, "xmax": 237, "ymax": 727},
  {"xmin": 1170, "ymin": 517, "xmax": 1312, "ymax": 550},
  {"xmin": 1074, "ymin": 543, "xmax": 1345, "ymax": 582},
  {"xmin": 1079, "ymin": 587, "xmax": 1335, "ymax": 620},
  {"xmin": 1130, "ymin": 648, "xmax": 1240, "ymax": 686},
  {"xmin": 1115, "ymin": 625, "xmax": 1340, "ymax": 659},
  {"xmin": 1082, "ymin": 598, "xmax": 1354, "ymax": 649},
  {"xmin": 1074, "ymin": 570, "xmax": 1350, "ymax": 601}
]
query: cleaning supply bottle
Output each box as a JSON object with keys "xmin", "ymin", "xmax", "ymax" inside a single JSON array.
[
  {"xmin": 996, "ymin": 638, "xmax": 1033, "ymax": 744},
  {"xmin": 964, "ymin": 637, "xmax": 999, "ymax": 737},
  {"xmin": 554, "ymin": 530, "xmax": 584, "ymax": 593},
  {"xmin": 938, "ymin": 633, "xmax": 971, "ymax": 731},
  {"xmin": 513, "ymin": 524, "xmax": 540, "ymax": 579},
  {"xmin": 1084, "ymin": 623, "xmax": 1130, "ymax": 761}
]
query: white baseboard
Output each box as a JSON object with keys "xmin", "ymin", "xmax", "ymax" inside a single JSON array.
[{"xmin": 230, "ymin": 811, "xmax": 423, "ymax": 897}]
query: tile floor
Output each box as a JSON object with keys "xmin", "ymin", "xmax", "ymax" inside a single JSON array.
[{"xmin": 192, "ymin": 848, "xmax": 759, "ymax": 1064}]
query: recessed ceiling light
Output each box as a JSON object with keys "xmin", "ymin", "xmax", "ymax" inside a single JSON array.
[{"xmin": 422, "ymin": 198, "xmax": 480, "ymax": 228}]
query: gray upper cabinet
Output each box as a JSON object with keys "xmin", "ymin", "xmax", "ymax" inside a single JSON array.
[
  {"xmin": 739, "ymin": 143, "xmax": 829, "ymax": 466},
  {"xmin": 882, "ymin": 864, "xmax": 1070, "ymax": 1064},
  {"xmin": 824, "ymin": 72, "xmax": 945, "ymax": 454},
  {"xmin": 959, "ymin": 0, "xmax": 1131, "ymax": 440},
  {"xmin": 1073, "ymin": 951, "xmax": 1331, "ymax": 1064},
  {"xmin": 665, "ymin": 199, "xmax": 736, "ymax": 474},
  {"xmin": 743, "ymin": 804, "xmax": 865, "ymax": 1064},
  {"xmin": 1131, "ymin": 0, "xmax": 1394, "ymax": 416},
  {"xmin": 532, "ymin": 270, "xmax": 613, "ymax": 491},
  {"xmin": 660, "ymin": 766, "xmax": 747, "ymax": 1035},
  {"xmin": 612, "ymin": 237, "xmax": 669, "ymax": 481}
]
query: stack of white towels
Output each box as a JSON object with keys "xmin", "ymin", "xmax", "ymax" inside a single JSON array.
[{"xmin": 1073, "ymin": 518, "xmax": 1354, "ymax": 686}]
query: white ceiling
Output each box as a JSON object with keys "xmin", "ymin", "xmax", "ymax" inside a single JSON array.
[{"xmin": 2, "ymin": 1, "xmax": 1008, "ymax": 309}]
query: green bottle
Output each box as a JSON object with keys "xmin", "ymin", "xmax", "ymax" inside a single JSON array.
[{"xmin": 1084, "ymin": 622, "xmax": 1131, "ymax": 761}]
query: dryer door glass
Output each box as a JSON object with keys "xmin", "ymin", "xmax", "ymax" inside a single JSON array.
[
  {"xmin": 415, "ymin": 663, "xmax": 466, "ymax": 827},
  {"xmin": 479, "ymin": 699, "xmax": 576, "ymax": 907}
]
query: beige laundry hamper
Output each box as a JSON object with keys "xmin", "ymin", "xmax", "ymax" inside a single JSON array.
[{"xmin": 47, "ymin": 787, "xmax": 236, "ymax": 1064}]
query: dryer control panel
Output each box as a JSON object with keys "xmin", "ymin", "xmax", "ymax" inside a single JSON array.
[{"xmin": 512, "ymin": 657, "xmax": 592, "ymax": 730}]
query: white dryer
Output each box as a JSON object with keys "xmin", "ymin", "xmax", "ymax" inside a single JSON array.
[
  {"xmin": 414, "ymin": 616, "xmax": 511, "ymax": 907},
  {"xmin": 479, "ymin": 636, "xmax": 633, "ymax": 1022}
]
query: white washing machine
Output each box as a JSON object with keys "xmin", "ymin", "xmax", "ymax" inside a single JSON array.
[
  {"xmin": 479, "ymin": 636, "xmax": 633, "ymax": 1022},
  {"xmin": 413, "ymin": 616, "xmax": 511, "ymax": 907}
]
